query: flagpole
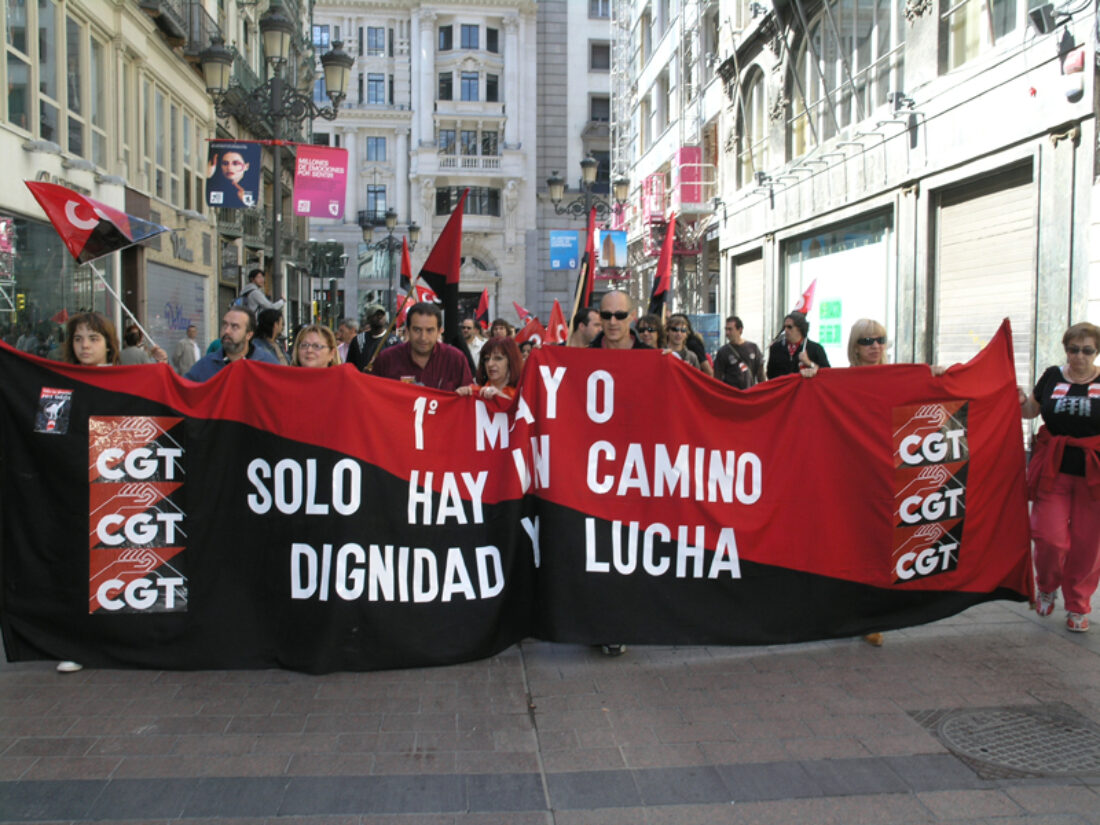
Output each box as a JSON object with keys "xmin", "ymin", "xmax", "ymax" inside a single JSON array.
[
  {"xmin": 87, "ymin": 261, "xmax": 161, "ymax": 351},
  {"xmin": 569, "ymin": 255, "xmax": 588, "ymax": 328}
]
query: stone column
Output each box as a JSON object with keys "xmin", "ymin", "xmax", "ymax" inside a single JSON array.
[
  {"xmin": 502, "ymin": 15, "xmax": 520, "ymax": 147},
  {"xmin": 417, "ymin": 11, "xmax": 437, "ymax": 146}
]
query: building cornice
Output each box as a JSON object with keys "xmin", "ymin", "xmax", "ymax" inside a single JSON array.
[{"xmin": 316, "ymin": 1, "xmax": 537, "ymax": 13}]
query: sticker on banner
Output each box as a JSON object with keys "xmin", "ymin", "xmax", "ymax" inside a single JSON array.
[{"xmin": 35, "ymin": 387, "xmax": 72, "ymax": 434}]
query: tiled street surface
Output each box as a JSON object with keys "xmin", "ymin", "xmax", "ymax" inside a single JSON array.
[{"xmin": 1, "ymin": 601, "xmax": 1099, "ymax": 824}]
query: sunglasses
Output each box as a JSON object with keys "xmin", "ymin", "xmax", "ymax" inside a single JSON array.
[
  {"xmin": 600, "ymin": 310, "xmax": 630, "ymax": 321},
  {"xmin": 636, "ymin": 326, "xmax": 656, "ymax": 334},
  {"xmin": 1066, "ymin": 346, "xmax": 1097, "ymax": 356},
  {"xmin": 857, "ymin": 336, "xmax": 887, "ymax": 346},
  {"xmin": 667, "ymin": 325, "xmax": 688, "ymax": 333}
]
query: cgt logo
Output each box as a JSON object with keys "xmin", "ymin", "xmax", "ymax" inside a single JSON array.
[
  {"xmin": 890, "ymin": 401, "xmax": 969, "ymax": 584},
  {"xmin": 89, "ymin": 417, "xmax": 188, "ymax": 613}
]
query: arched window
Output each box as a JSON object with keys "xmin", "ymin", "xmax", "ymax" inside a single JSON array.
[
  {"xmin": 738, "ymin": 69, "xmax": 769, "ymax": 188},
  {"xmin": 790, "ymin": 0, "xmax": 905, "ymax": 158}
]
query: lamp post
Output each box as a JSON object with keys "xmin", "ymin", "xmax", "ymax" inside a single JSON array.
[
  {"xmin": 199, "ymin": 0, "xmax": 354, "ymax": 300},
  {"xmin": 358, "ymin": 207, "xmax": 419, "ymax": 318},
  {"xmin": 547, "ymin": 155, "xmax": 630, "ymax": 222}
]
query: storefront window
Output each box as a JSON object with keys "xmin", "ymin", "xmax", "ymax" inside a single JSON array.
[
  {"xmin": 0, "ymin": 215, "xmax": 115, "ymax": 357},
  {"xmin": 783, "ymin": 213, "xmax": 893, "ymax": 367}
]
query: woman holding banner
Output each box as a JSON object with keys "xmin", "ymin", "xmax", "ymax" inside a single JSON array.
[
  {"xmin": 1020, "ymin": 322, "xmax": 1100, "ymax": 633},
  {"xmin": 292, "ymin": 325, "xmax": 341, "ymax": 368},
  {"xmin": 58, "ymin": 312, "xmax": 124, "ymax": 673},
  {"xmin": 456, "ymin": 337, "xmax": 521, "ymax": 401}
]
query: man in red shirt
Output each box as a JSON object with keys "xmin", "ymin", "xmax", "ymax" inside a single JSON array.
[{"xmin": 371, "ymin": 302, "xmax": 472, "ymax": 390}]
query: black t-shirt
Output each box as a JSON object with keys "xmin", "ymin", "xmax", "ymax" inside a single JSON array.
[
  {"xmin": 715, "ymin": 342, "xmax": 764, "ymax": 389},
  {"xmin": 1033, "ymin": 364, "xmax": 1100, "ymax": 475},
  {"xmin": 346, "ymin": 331, "xmax": 399, "ymax": 371}
]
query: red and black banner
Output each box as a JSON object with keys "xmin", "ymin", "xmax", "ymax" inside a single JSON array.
[{"xmin": 0, "ymin": 323, "xmax": 1032, "ymax": 672}]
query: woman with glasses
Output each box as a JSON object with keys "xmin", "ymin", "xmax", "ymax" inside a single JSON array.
[
  {"xmin": 1020, "ymin": 322, "xmax": 1100, "ymax": 633},
  {"xmin": 665, "ymin": 314, "xmax": 703, "ymax": 370},
  {"xmin": 456, "ymin": 336, "xmax": 522, "ymax": 400},
  {"xmin": 848, "ymin": 319, "xmax": 889, "ymax": 368},
  {"xmin": 291, "ymin": 324, "xmax": 341, "ymax": 368},
  {"xmin": 767, "ymin": 311, "xmax": 830, "ymax": 378},
  {"xmin": 636, "ymin": 314, "xmax": 665, "ymax": 349}
]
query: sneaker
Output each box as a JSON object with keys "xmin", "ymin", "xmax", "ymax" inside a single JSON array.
[
  {"xmin": 600, "ymin": 644, "xmax": 626, "ymax": 656},
  {"xmin": 1067, "ymin": 613, "xmax": 1089, "ymax": 632},
  {"xmin": 1036, "ymin": 590, "xmax": 1057, "ymax": 617},
  {"xmin": 56, "ymin": 661, "xmax": 83, "ymax": 673},
  {"xmin": 862, "ymin": 632, "xmax": 884, "ymax": 647}
]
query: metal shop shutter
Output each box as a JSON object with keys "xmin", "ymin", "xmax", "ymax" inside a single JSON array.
[
  {"xmin": 934, "ymin": 164, "xmax": 1036, "ymax": 388},
  {"xmin": 733, "ymin": 251, "xmax": 765, "ymax": 345}
]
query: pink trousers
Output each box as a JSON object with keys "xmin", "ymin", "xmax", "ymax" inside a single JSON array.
[{"xmin": 1031, "ymin": 472, "xmax": 1100, "ymax": 614}]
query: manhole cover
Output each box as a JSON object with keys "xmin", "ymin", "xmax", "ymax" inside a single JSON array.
[{"xmin": 911, "ymin": 704, "xmax": 1100, "ymax": 779}]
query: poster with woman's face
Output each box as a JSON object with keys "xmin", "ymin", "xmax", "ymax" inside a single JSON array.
[{"xmin": 206, "ymin": 141, "xmax": 261, "ymax": 209}]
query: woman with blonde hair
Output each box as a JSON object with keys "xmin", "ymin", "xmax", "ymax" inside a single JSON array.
[
  {"xmin": 291, "ymin": 324, "xmax": 341, "ymax": 368},
  {"xmin": 847, "ymin": 318, "xmax": 889, "ymax": 367}
]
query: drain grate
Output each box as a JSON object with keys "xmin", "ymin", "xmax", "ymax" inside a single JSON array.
[{"xmin": 910, "ymin": 704, "xmax": 1100, "ymax": 779}]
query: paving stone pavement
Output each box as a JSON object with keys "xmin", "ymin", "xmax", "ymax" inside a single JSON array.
[{"xmin": 1, "ymin": 601, "xmax": 1098, "ymax": 824}]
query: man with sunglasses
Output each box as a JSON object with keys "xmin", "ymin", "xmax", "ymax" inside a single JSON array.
[
  {"xmin": 588, "ymin": 291, "xmax": 652, "ymax": 350},
  {"xmin": 766, "ymin": 310, "xmax": 829, "ymax": 379},
  {"xmin": 715, "ymin": 316, "xmax": 765, "ymax": 389}
]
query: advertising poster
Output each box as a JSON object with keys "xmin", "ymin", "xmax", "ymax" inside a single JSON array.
[
  {"xmin": 206, "ymin": 141, "xmax": 261, "ymax": 209},
  {"xmin": 549, "ymin": 231, "xmax": 579, "ymax": 270},
  {"xmin": 293, "ymin": 145, "xmax": 349, "ymax": 219},
  {"xmin": 597, "ymin": 229, "xmax": 627, "ymax": 268}
]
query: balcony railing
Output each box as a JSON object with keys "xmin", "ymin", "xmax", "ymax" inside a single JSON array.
[
  {"xmin": 139, "ymin": 0, "xmax": 188, "ymax": 41},
  {"xmin": 437, "ymin": 155, "xmax": 501, "ymax": 171},
  {"xmin": 183, "ymin": 1, "xmax": 222, "ymax": 62}
]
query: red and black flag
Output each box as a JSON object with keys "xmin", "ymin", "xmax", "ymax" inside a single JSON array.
[
  {"xmin": 475, "ymin": 289, "xmax": 490, "ymax": 332},
  {"xmin": 400, "ymin": 236, "xmax": 413, "ymax": 293},
  {"xmin": 572, "ymin": 207, "xmax": 597, "ymax": 317},
  {"xmin": 647, "ymin": 212, "xmax": 676, "ymax": 317},
  {"xmin": 420, "ymin": 188, "xmax": 467, "ymax": 339},
  {"xmin": 26, "ymin": 181, "xmax": 170, "ymax": 264}
]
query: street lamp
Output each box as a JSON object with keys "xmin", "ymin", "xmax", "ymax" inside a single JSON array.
[
  {"xmin": 358, "ymin": 208, "xmax": 419, "ymax": 318},
  {"xmin": 200, "ymin": 0, "xmax": 354, "ymax": 300},
  {"xmin": 547, "ymin": 155, "xmax": 630, "ymax": 222}
]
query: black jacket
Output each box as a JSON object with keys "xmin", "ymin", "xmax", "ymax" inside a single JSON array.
[{"xmin": 766, "ymin": 338, "xmax": 830, "ymax": 379}]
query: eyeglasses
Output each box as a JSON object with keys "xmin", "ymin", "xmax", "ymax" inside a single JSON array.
[
  {"xmin": 1066, "ymin": 345, "xmax": 1097, "ymax": 356},
  {"xmin": 667, "ymin": 325, "xmax": 688, "ymax": 333},
  {"xmin": 299, "ymin": 342, "xmax": 330, "ymax": 351},
  {"xmin": 636, "ymin": 326, "xmax": 656, "ymax": 334},
  {"xmin": 857, "ymin": 336, "xmax": 887, "ymax": 346},
  {"xmin": 600, "ymin": 310, "xmax": 630, "ymax": 321}
]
